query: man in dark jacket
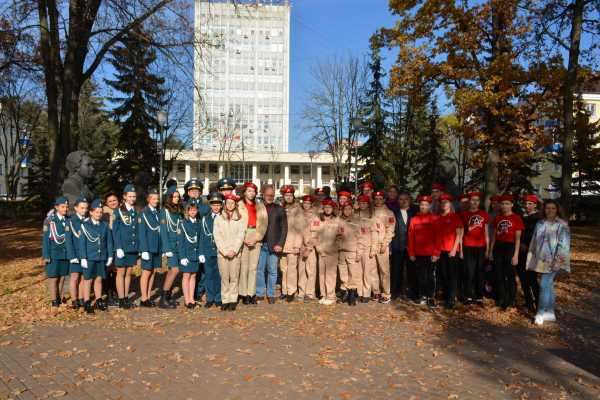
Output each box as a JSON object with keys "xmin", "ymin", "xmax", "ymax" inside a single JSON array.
[
  {"xmin": 390, "ymin": 192, "xmax": 417, "ymax": 299},
  {"xmin": 255, "ymin": 185, "xmax": 288, "ymax": 304}
]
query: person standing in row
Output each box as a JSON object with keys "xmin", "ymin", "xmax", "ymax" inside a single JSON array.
[
  {"xmin": 158, "ymin": 186, "xmax": 182, "ymax": 309},
  {"xmin": 518, "ymin": 194, "xmax": 541, "ymax": 312},
  {"xmin": 138, "ymin": 189, "xmax": 162, "ymax": 308},
  {"xmin": 112, "ymin": 184, "xmax": 138, "ymax": 309},
  {"xmin": 78, "ymin": 199, "xmax": 113, "ymax": 314},
  {"xmin": 460, "ymin": 192, "xmax": 490, "ymax": 305},
  {"xmin": 430, "ymin": 183, "xmax": 444, "ymax": 214},
  {"xmin": 177, "ymin": 202, "xmax": 201, "ymax": 309},
  {"xmin": 408, "ymin": 195, "xmax": 440, "ymax": 308},
  {"xmin": 311, "ymin": 199, "xmax": 342, "ymax": 305},
  {"xmin": 237, "ymin": 182, "xmax": 268, "ymax": 304},
  {"xmin": 437, "ymin": 194, "xmax": 464, "ymax": 309},
  {"xmin": 299, "ymin": 195, "xmax": 318, "ymax": 302},
  {"xmin": 385, "ymin": 186, "xmax": 400, "ymax": 214},
  {"xmin": 66, "ymin": 196, "xmax": 88, "ymax": 309},
  {"xmin": 390, "ymin": 192, "xmax": 416, "ymax": 300},
  {"xmin": 184, "ymin": 179, "xmax": 209, "ymax": 302},
  {"xmin": 489, "ymin": 195, "xmax": 524, "ymax": 310},
  {"xmin": 280, "ymin": 185, "xmax": 302, "ymax": 302},
  {"xmin": 200, "ymin": 193, "xmax": 224, "ymax": 309},
  {"xmin": 337, "ymin": 203, "xmax": 364, "ymax": 306},
  {"xmin": 256, "ymin": 185, "xmax": 287, "ymax": 303},
  {"xmin": 214, "ymin": 194, "xmax": 247, "ymax": 311},
  {"xmin": 102, "ymin": 192, "xmax": 119, "ymax": 306},
  {"xmin": 373, "ymin": 191, "xmax": 395, "ymax": 303},
  {"xmin": 42, "ymin": 196, "xmax": 71, "ymax": 307},
  {"xmin": 527, "ymin": 200, "xmax": 570, "ymax": 326}
]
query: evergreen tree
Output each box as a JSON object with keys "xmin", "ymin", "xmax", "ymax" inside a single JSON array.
[
  {"xmin": 572, "ymin": 105, "xmax": 600, "ymax": 196},
  {"xmin": 25, "ymin": 129, "xmax": 53, "ymax": 215},
  {"xmin": 412, "ymin": 97, "xmax": 445, "ymax": 194},
  {"xmin": 104, "ymin": 27, "xmax": 167, "ymax": 190}
]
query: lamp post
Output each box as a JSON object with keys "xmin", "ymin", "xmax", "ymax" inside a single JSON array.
[
  {"xmin": 350, "ymin": 117, "xmax": 363, "ymax": 193},
  {"xmin": 308, "ymin": 150, "xmax": 316, "ymax": 189},
  {"xmin": 157, "ymin": 110, "xmax": 168, "ymax": 206}
]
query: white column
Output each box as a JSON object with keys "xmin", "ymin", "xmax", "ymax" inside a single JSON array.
[
  {"xmin": 311, "ymin": 178, "xmax": 315, "ymax": 189},
  {"xmin": 329, "ymin": 179, "xmax": 335, "ymax": 189},
  {"xmin": 267, "ymin": 178, "xmax": 273, "ymax": 185},
  {"xmin": 184, "ymin": 163, "xmax": 191, "ymax": 183},
  {"xmin": 299, "ymin": 178, "xmax": 304, "ymax": 195},
  {"xmin": 316, "ymin": 166, "xmax": 323, "ymax": 188},
  {"xmin": 252, "ymin": 164, "xmax": 258, "ymax": 184},
  {"xmin": 203, "ymin": 177, "xmax": 210, "ymax": 195},
  {"xmin": 218, "ymin": 164, "xmax": 224, "ymax": 179},
  {"xmin": 279, "ymin": 178, "xmax": 284, "ymax": 188},
  {"xmin": 284, "ymin": 165, "xmax": 290, "ymax": 185}
]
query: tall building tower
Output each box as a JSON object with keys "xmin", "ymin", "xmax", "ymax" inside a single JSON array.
[{"xmin": 194, "ymin": 0, "xmax": 291, "ymax": 154}]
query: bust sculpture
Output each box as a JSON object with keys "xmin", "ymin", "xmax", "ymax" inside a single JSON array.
[
  {"xmin": 61, "ymin": 150, "xmax": 95, "ymax": 208},
  {"xmin": 433, "ymin": 155, "xmax": 461, "ymax": 197}
]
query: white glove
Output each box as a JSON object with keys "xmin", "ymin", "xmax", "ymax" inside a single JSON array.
[
  {"xmin": 81, "ymin": 259, "xmax": 88, "ymax": 269},
  {"xmin": 116, "ymin": 249, "xmax": 125, "ymax": 259},
  {"xmin": 70, "ymin": 258, "xmax": 79, "ymax": 264},
  {"xmin": 141, "ymin": 252, "xmax": 150, "ymax": 261},
  {"xmin": 106, "ymin": 257, "xmax": 113, "ymax": 266},
  {"xmin": 199, "ymin": 255, "xmax": 206, "ymax": 263},
  {"xmin": 165, "ymin": 252, "xmax": 174, "ymax": 258},
  {"xmin": 180, "ymin": 258, "xmax": 189, "ymax": 266}
]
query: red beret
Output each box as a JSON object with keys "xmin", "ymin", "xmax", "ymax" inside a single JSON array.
[
  {"xmin": 337, "ymin": 191, "xmax": 352, "ymax": 198},
  {"xmin": 490, "ymin": 195, "xmax": 501, "ymax": 202},
  {"xmin": 359, "ymin": 182, "xmax": 374, "ymax": 190},
  {"xmin": 431, "ymin": 183, "xmax": 445, "ymax": 191},
  {"xmin": 459, "ymin": 194, "xmax": 470, "ymax": 201},
  {"xmin": 374, "ymin": 191, "xmax": 385, "ymax": 198},
  {"xmin": 321, "ymin": 199, "xmax": 337, "ymax": 208},
  {"xmin": 499, "ymin": 194, "xmax": 514, "ymax": 202},
  {"xmin": 224, "ymin": 194, "xmax": 240, "ymax": 202},
  {"xmin": 439, "ymin": 193, "xmax": 454, "ymax": 202},
  {"xmin": 523, "ymin": 194, "xmax": 540, "ymax": 204},
  {"xmin": 302, "ymin": 195, "xmax": 315, "ymax": 203},
  {"xmin": 280, "ymin": 185, "xmax": 295, "ymax": 194},
  {"xmin": 467, "ymin": 191, "xmax": 482, "ymax": 199},
  {"xmin": 358, "ymin": 194, "xmax": 372, "ymax": 203},
  {"xmin": 417, "ymin": 195, "xmax": 433, "ymax": 203},
  {"xmin": 243, "ymin": 182, "xmax": 257, "ymax": 191}
]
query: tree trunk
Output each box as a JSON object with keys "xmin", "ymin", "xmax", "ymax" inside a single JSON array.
[{"xmin": 560, "ymin": 0, "xmax": 584, "ymax": 219}]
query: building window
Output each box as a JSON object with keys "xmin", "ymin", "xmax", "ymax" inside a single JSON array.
[
  {"xmin": 584, "ymin": 103, "xmax": 597, "ymax": 117},
  {"xmin": 259, "ymin": 164, "xmax": 269, "ymax": 174},
  {"xmin": 177, "ymin": 164, "xmax": 185, "ymax": 173},
  {"xmin": 302, "ymin": 165, "xmax": 311, "ymax": 175},
  {"xmin": 273, "ymin": 165, "xmax": 281, "ymax": 174},
  {"xmin": 209, "ymin": 163, "xmax": 218, "ymax": 173},
  {"xmin": 290, "ymin": 165, "xmax": 300, "ymax": 175},
  {"xmin": 322, "ymin": 166, "xmax": 331, "ymax": 176},
  {"xmin": 197, "ymin": 163, "xmax": 206, "ymax": 174}
]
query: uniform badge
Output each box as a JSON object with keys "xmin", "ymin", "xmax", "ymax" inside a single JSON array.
[
  {"xmin": 361, "ymin": 227, "xmax": 368, "ymax": 234},
  {"xmin": 124, "ymin": 216, "xmax": 130, "ymax": 224},
  {"xmin": 376, "ymin": 223, "xmax": 381, "ymax": 229},
  {"xmin": 312, "ymin": 221, "xmax": 320, "ymax": 227}
]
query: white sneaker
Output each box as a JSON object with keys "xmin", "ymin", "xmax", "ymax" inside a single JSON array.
[
  {"xmin": 543, "ymin": 311, "xmax": 556, "ymax": 322},
  {"xmin": 321, "ymin": 298, "xmax": 335, "ymax": 305},
  {"xmin": 318, "ymin": 298, "xmax": 325, "ymax": 304},
  {"xmin": 534, "ymin": 314, "xmax": 544, "ymax": 325}
]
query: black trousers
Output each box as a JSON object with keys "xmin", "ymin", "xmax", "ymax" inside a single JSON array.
[
  {"xmin": 516, "ymin": 250, "xmax": 539, "ymax": 310},
  {"xmin": 463, "ymin": 246, "xmax": 486, "ymax": 300},
  {"xmin": 438, "ymin": 251, "xmax": 459, "ymax": 304},
  {"xmin": 493, "ymin": 242, "xmax": 517, "ymax": 308},
  {"xmin": 415, "ymin": 256, "xmax": 436, "ymax": 299},
  {"xmin": 390, "ymin": 249, "xmax": 415, "ymax": 298}
]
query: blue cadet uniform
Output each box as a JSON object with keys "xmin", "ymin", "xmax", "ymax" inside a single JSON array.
[
  {"xmin": 66, "ymin": 195, "xmax": 88, "ymax": 274},
  {"xmin": 42, "ymin": 196, "xmax": 71, "ymax": 278},
  {"xmin": 139, "ymin": 188, "xmax": 162, "ymax": 270},
  {"xmin": 177, "ymin": 207, "xmax": 201, "ymax": 274},
  {"xmin": 112, "ymin": 184, "xmax": 139, "ymax": 267},
  {"xmin": 185, "ymin": 178, "xmax": 210, "ymax": 299},
  {"xmin": 160, "ymin": 185, "xmax": 182, "ymax": 268},
  {"xmin": 78, "ymin": 199, "xmax": 114, "ymax": 280},
  {"xmin": 201, "ymin": 192, "xmax": 223, "ymax": 305}
]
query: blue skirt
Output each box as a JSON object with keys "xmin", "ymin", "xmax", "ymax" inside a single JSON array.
[
  {"xmin": 141, "ymin": 253, "xmax": 162, "ymax": 270},
  {"xmin": 69, "ymin": 262, "xmax": 83, "ymax": 274},
  {"xmin": 167, "ymin": 255, "xmax": 180, "ymax": 268},
  {"xmin": 83, "ymin": 260, "xmax": 107, "ymax": 280},
  {"xmin": 180, "ymin": 260, "xmax": 199, "ymax": 273},
  {"xmin": 115, "ymin": 252, "xmax": 138, "ymax": 267},
  {"xmin": 46, "ymin": 259, "xmax": 69, "ymax": 278}
]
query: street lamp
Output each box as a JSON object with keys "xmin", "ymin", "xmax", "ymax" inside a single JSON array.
[{"xmin": 157, "ymin": 110, "xmax": 168, "ymax": 206}]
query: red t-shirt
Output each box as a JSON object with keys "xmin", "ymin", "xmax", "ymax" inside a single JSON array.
[
  {"xmin": 461, "ymin": 210, "xmax": 490, "ymax": 248},
  {"xmin": 245, "ymin": 201, "xmax": 257, "ymax": 228},
  {"xmin": 438, "ymin": 212, "xmax": 463, "ymax": 252},
  {"xmin": 493, "ymin": 213, "xmax": 524, "ymax": 243},
  {"xmin": 408, "ymin": 213, "xmax": 441, "ymax": 257}
]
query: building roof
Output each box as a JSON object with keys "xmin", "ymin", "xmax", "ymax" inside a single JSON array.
[{"xmin": 165, "ymin": 150, "xmax": 342, "ymax": 164}]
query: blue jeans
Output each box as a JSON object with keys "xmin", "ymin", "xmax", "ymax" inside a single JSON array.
[
  {"xmin": 538, "ymin": 271, "xmax": 557, "ymax": 313},
  {"xmin": 256, "ymin": 246, "xmax": 279, "ymax": 297},
  {"xmin": 194, "ymin": 263, "xmax": 206, "ymax": 299}
]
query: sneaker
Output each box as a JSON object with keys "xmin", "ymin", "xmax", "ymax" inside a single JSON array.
[
  {"xmin": 379, "ymin": 296, "xmax": 391, "ymax": 304},
  {"xmin": 543, "ymin": 311, "xmax": 556, "ymax": 322},
  {"xmin": 417, "ymin": 297, "xmax": 427, "ymax": 306},
  {"xmin": 534, "ymin": 314, "xmax": 544, "ymax": 325},
  {"xmin": 321, "ymin": 298, "xmax": 335, "ymax": 305}
]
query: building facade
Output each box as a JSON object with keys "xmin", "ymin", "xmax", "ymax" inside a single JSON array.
[{"xmin": 194, "ymin": 0, "xmax": 290, "ymax": 153}]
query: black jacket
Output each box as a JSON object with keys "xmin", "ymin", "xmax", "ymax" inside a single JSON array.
[
  {"xmin": 391, "ymin": 206, "xmax": 417, "ymax": 253},
  {"xmin": 264, "ymin": 202, "xmax": 288, "ymax": 252}
]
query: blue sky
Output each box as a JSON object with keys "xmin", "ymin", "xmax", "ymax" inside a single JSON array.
[{"xmin": 288, "ymin": 0, "xmax": 396, "ymax": 151}]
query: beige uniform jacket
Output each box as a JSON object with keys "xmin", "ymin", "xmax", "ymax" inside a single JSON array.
[
  {"xmin": 338, "ymin": 217, "xmax": 360, "ymax": 253},
  {"xmin": 282, "ymin": 203, "xmax": 305, "ymax": 254},
  {"xmin": 213, "ymin": 214, "xmax": 247, "ymax": 257},
  {"xmin": 373, "ymin": 205, "xmax": 396, "ymax": 247},
  {"xmin": 355, "ymin": 213, "xmax": 378, "ymax": 254},
  {"xmin": 237, "ymin": 200, "xmax": 268, "ymax": 243},
  {"xmin": 309, "ymin": 216, "xmax": 342, "ymax": 256}
]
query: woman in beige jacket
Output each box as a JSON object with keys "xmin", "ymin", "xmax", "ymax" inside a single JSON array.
[
  {"xmin": 280, "ymin": 185, "xmax": 305, "ymax": 301},
  {"xmin": 299, "ymin": 195, "xmax": 318, "ymax": 302},
  {"xmin": 214, "ymin": 194, "xmax": 247, "ymax": 311}
]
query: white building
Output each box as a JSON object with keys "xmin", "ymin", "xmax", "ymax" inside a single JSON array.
[{"xmin": 194, "ymin": 0, "xmax": 290, "ymax": 154}]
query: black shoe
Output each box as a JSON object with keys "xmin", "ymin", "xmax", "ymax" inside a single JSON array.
[
  {"xmin": 250, "ymin": 295, "xmax": 257, "ymax": 304},
  {"xmin": 279, "ymin": 293, "xmax": 286, "ymax": 300},
  {"xmin": 96, "ymin": 298, "xmax": 108, "ymax": 311},
  {"xmin": 158, "ymin": 293, "xmax": 176, "ymax": 309},
  {"xmin": 118, "ymin": 298, "xmax": 128, "ymax": 309},
  {"xmin": 71, "ymin": 300, "xmax": 80, "ymax": 310},
  {"xmin": 286, "ymin": 294, "xmax": 295, "ymax": 303},
  {"xmin": 185, "ymin": 302, "xmax": 196, "ymax": 310},
  {"xmin": 267, "ymin": 297, "xmax": 275, "ymax": 304},
  {"xmin": 229, "ymin": 303, "xmax": 237, "ymax": 311},
  {"xmin": 140, "ymin": 300, "xmax": 154, "ymax": 308},
  {"xmin": 51, "ymin": 298, "xmax": 61, "ymax": 307},
  {"xmin": 347, "ymin": 289, "xmax": 356, "ymax": 306},
  {"xmin": 215, "ymin": 301, "xmax": 222, "ymax": 308},
  {"xmin": 204, "ymin": 301, "xmax": 214, "ymax": 309},
  {"xmin": 77, "ymin": 299, "xmax": 85, "ymax": 308},
  {"xmin": 242, "ymin": 296, "xmax": 250, "ymax": 305},
  {"xmin": 84, "ymin": 300, "xmax": 95, "ymax": 314},
  {"xmin": 444, "ymin": 301, "xmax": 455, "ymax": 310},
  {"xmin": 360, "ymin": 296, "xmax": 370, "ymax": 304},
  {"xmin": 427, "ymin": 298, "xmax": 437, "ymax": 309},
  {"xmin": 221, "ymin": 303, "xmax": 229, "ymax": 311},
  {"xmin": 341, "ymin": 290, "xmax": 349, "ymax": 303},
  {"xmin": 107, "ymin": 296, "xmax": 119, "ymax": 307}
]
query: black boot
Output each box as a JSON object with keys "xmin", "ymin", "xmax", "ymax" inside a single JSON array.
[
  {"xmin": 84, "ymin": 300, "xmax": 95, "ymax": 314},
  {"xmin": 118, "ymin": 298, "xmax": 131, "ymax": 309},
  {"xmin": 221, "ymin": 303, "xmax": 229, "ymax": 311},
  {"xmin": 250, "ymin": 295, "xmax": 257, "ymax": 304},
  {"xmin": 242, "ymin": 296, "xmax": 250, "ymax": 305},
  {"xmin": 229, "ymin": 303, "xmax": 237, "ymax": 311},
  {"xmin": 348, "ymin": 289, "xmax": 357, "ymax": 306},
  {"xmin": 341, "ymin": 290, "xmax": 349, "ymax": 303},
  {"xmin": 204, "ymin": 301, "xmax": 214, "ymax": 309},
  {"xmin": 51, "ymin": 298, "xmax": 61, "ymax": 307},
  {"xmin": 96, "ymin": 298, "xmax": 108, "ymax": 311},
  {"xmin": 158, "ymin": 291, "xmax": 176, "ymax": 309},
  {"xmin": 71, "ymin": 300, "xmax": 80, "ymax": 310},
  {"xmin": 286, "ymin": 294, "xmax": 295, "ymax": 303}
]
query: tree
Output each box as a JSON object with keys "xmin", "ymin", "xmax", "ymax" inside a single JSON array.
[
  {"xmin": 104, "ymin": 27, "xmax": 167, "ymax": 189},
  {"xmin": 572, "ymin": 103, "xmax": 600, "ymax": 196},
  {"xmin": 412, "ymin": 98, "xmax": 446, "ymax": 194}
]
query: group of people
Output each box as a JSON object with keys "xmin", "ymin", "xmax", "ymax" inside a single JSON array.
[{"xmin": 41, "ymin": 179, "xmax": 571, "ymax": 325}]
